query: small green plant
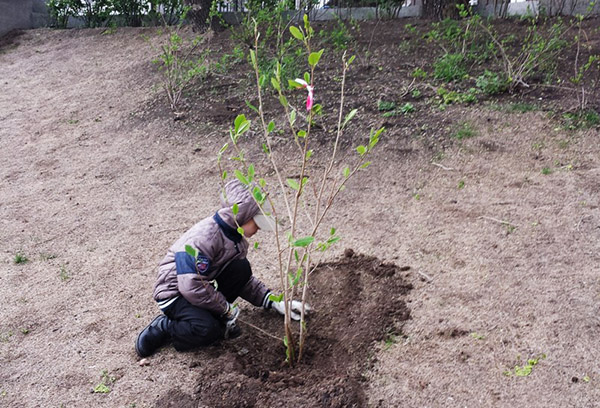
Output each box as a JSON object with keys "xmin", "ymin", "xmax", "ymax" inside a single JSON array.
[
  {"xmin": 412, "ymin": 67, "xmax": 427, "ymax": 79},
  {"xmin": 541, "ymin": 167, "xmax": 552, "ymax": 175},
  {"xmin": 411, "ymin": 89, "xmax": 421, "ymax": 99},
  {"xmin": 0, "ymin": 331, "xmax": 14, "ymax": 342},
  {"xmin": 437, "ymin": 87, "xmax": 477, "ymax": 105},
  {"xmin": 457, "ymin": 179, "xmax": 465, "ymax": 189},
  {"xmin": 504, "ymin": 354, "xmax": 546, "ymax": 377},
  {"xmin": 452, "ymin": 121, "xmax": 477, "ymax": 140},
  {"xmin": 14, "ymin": 252, "xmax": 29, "ymax": 264},
  {"xmin": 93, "ymin": 370, "xmax": 115, "ymax": 394},
  {"xmin": 433, "ymin": 53, "xmax": 467, "ymax": 82},
  {"xmin": 378, "ymin": 100, "xmax": 396, "ymax": 112},
  {"xmin": 59, "ymin": 264, "xmax": 71, "ymax": 281},
  {"xmin": 470, "ymin": 332, "xmax": 484, "ymax": 340},
  {"xmin": 476, "ymin": 70, "xmax": 508, "ymax": 95},
  {"xmin": 400, "ymin": 102, "xmax": 415, "ymax": 114},
  {"xmin": 561, "ymin": 110, "xmax": 600, "ymax": 130}
]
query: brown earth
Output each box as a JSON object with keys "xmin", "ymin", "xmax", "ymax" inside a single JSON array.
[{"xmin": 1, "ymin": 16, "xmax": 600, "ymax": 408}]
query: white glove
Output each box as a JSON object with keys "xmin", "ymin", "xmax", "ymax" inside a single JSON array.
[
  {"xmin": 264, "ymin": 292, "xmax": 312, "ymax": 321},
  {"xmin": 223, "ymin": 303, "xmax": 240, "ymax": 338}
]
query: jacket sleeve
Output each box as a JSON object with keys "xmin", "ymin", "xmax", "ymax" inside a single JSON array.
[
  {"xmin": 174, "ymin": 250, "xmax": 229, "ymax": 316},
  {"xmin": 238, "ymin": 275, "xmax": 270, "ymax": 307}
]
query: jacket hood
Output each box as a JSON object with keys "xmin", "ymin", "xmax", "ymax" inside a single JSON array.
[{"xmin": 217, "ymin": 179, "xmax": 260, "ymax": 228}]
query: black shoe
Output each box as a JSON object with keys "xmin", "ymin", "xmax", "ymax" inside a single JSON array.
[{"xmin": 135, "ymin": 315, "xmax": 171, "ymax": 358}]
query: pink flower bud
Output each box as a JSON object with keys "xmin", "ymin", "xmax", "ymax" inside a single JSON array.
[{"xmin": 294, "ymin": 78, "xmax": 314, "ymax": 111}]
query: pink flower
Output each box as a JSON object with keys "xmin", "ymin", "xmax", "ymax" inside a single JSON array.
[{"xmin": 294, "ymin": 78, "xmax": 314, "ymax": 111}]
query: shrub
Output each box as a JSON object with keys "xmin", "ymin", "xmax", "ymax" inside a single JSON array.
[
  {"xmin": 80, "ymin": 0, "xmax": 114, "ymax": 28},
  {"xmin": 113, "ymin": 0, "xmax": 146, "ymax": 27},
  {"xmin": 433, "ymin": 53, "xmax": 467, "ymax": 82},
  {"xmin": 476, "ymin": 70, "xmax": 508, "ymax": 95},
  {"xmin": 46, "ymin": 0, "xmax": 81, "ymax": 28}
]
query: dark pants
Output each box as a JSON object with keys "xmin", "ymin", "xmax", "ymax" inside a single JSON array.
[{"xmin": 163, "ymin": 258, "xmax": 252, "ymax": 351}]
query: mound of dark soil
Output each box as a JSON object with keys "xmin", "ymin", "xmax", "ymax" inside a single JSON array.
[{"xmin": 155, "ymin": 254, "xmax": 412, "ymax": 408}]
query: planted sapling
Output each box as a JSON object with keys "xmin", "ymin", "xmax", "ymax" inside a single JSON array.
[{"xmin": 216, "ymin": 16, "xmax": 383, "ymax": 366}]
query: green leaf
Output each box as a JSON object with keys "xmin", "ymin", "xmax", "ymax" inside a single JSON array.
[
  {"xmin": 267, "ymin": 120, "xmax": 275, "ymax": 133},
  {"xmin": 232, "ymin": 203, "xmax": 239, "ymax": 215},
  {"xmin": 330, "ymin": 227, "xmax": 336, "ymax": 235},
  {"xmin": 271, "ymin": 76, "xmax": 280, "ymax": 91},
  {"xmin": 234, "ymin": 114, "xmax": 245, "ymax": 132},
  {"xmin": 279, "ymin": 94, "xmax": 288, "ymax": 108},
  {"xmin": 289, "ymin": 79, "xmax": 302, "ymax": 89},
  {"xmin": 234, "ymin": 169, "xmax": 249, "ymax": 185},
  {"xmin": 327, "ymin": 236, "xmax": 340, "ymax": 245},
  {"xmin": 289, "ymin": 110, "xmax": 297, "ymax": 126},
  {"xmin": 185, "ymin": 245, "xmax": 197, "ymax": 258},
  {"xmin": 347, "ymin": 55, "xmax": 356, "ymax": 66},
  {"xmin": 259, "ymin": 178, "xmax": 266, "ymax": 188},
  {"xmin": 250, "ymin": 49, "xmax": 257, "ymax": 68},
  {"xmin": 269, "ymin": 293, "xmax": 284, "ymax": 303},
  {"xmin": 343, "ymin": 108, "xmax": 358, "ymax": 128},
  {"xmin": 245, "ymin": 100, "xmax": 259, "ymax": 114},
  {"xmin": 308, "ymin": 49, "xmax": 324, "ymax": 67},
  {"xmin": 286, "ymin": 178, "xmax": 300, "ymax": 190},
  {"xmin": 289, "ymin": 267, "xmax": 303, "ymax": 286},
  {"xmin": 248, "ymin": 164, "xmax": 255, "ymax": 180},
  {"xmin": 343, "ymin": 166, "xmax": 350, "ymax": 178},
  {"xmin": 219, "ymin": 143, "xmax": 229, "ymax": 154},
  {"xmin": 305, "ymin": 149, "xmax": 313, "ymax": 160},
  {"xmin": 294, "ymin": 249, "xmax": 300, "ymax": 263},
  {"xmin": 262, "ymin": 143, "xmax": 270, "ymax": 155},
  {"xmin": 289, "ymin": 26, "xmax": 304, "ymax": 41},
  {"xmin": 252, "ymin": 186, "xmax": 264, "ymax": 203},
  {"xmin": 356, "ymin": 145, "xmax": 367, "ymax": 155},
  {"xmin": 254, "ymin": 241, "xmax": 259, "ymax": 249},
  {"xmin": 93, "ymin": 383, "xmax": 110, "ymax": 394},
  {"xmin": 360, "ymin": 161, "xmax": 372, "ymax": 169},
  {"xmin": 297, "ymin": 130, "xmax": 307, "ymax": 138},
  {"xmin": 301, "ymin": 177, "xmax": 308, "ymax": 187},
  {"xmin": 293, "ymin": 236, "xmax": 314, "ymax": 247},
  {"xmin": 221, "ymin": 170, "xmax": 227, "ymax": 180},
  {"xmin": 304, "ymin": 72, "xmax": 310, "ymax": 84},
  {"xmin": 237, "ymin": 226, "xmax": 245, "ymax": 236}
]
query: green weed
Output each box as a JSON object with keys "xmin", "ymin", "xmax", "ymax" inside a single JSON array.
[
  {"xmin": 562, "ymin": 110, "xmax": 600, "ymax": 130},
  {"xmin": 541, "ymin": 167, "xmax": 552, "ymax": 175},
  {"xmin": 59, "ymin": 264, "xmax": 71, "ymax": 281},
  {"xmin": 93, "ymin": 370, "xmax": 115, "ymax": 394},
  {"xmin": 433, "ymin": 53, "xmax": 467, "ymax": 82},
  {"xmin": 476, "ymin": 70, "xmax": 508, "ymax": 95},
  {"xmin": 378, "ymin": 100, "xmax": 396, "ymax": 112},
  {"xmin": 400, "ymin": 102, "xmax": 415, "ymax": 114},
  {"xmin": 504, "ymin": 354, "xmax": 546, "ymax": 377},
  {"xmin": 452, "ymin": 121, "xmax": 477, "ymax": 140},
  {"xmin": 14, "ymin": 253, "xmax": 28, "ymax": 264}
]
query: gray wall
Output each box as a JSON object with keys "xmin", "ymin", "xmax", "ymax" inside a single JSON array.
[{"xmin": 0, "ymin": 0, "xmax": 48, "ymax": 37}]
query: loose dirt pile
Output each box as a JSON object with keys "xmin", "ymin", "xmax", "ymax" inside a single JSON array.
[{"xmin": 155, "ymin": 254, "xmax": 411, "ymax": 408}]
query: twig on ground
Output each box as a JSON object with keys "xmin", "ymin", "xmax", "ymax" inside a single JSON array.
[
  {"xmin": 238, "ymin": 318, "xmax": 281, "ymax": 341},
  {"xmin": 478, "ymin": 216, "xmax": 519, "ymax": 227},
  {"xmin": 432, "ymin": 162, "xmax": 454, "ymax": 171},
  {"xmin": 417, "ymin": 270, "xmax": 433, "ymax": 282}
]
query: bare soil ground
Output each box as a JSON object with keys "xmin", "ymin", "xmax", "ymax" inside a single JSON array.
[{"xmin": 1, "ymin": 17, "xmax": 599, "ymax": 408}]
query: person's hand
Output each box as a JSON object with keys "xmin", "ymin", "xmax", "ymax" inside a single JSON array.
[
  {"xmin": 264, "ymin": 292, "xmax": 311, "ymax": 321},
  {"xmin": 223, "ymin": 303, "xmax": 240, "ymax": 338}
]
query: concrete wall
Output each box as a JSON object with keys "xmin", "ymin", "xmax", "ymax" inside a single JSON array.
[{"xmin": 0, "ymin": 0, "xmax": 48, "ymax": 37}]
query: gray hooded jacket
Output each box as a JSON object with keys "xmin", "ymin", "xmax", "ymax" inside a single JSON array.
[{"xmin": 152, "ymin": 180, "xmax": 269, "ymax": 315}]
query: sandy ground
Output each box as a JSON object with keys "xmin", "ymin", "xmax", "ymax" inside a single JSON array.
[{"xmin": 1, "ymin": 23, "xmax": 600, "ymax": 407}]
